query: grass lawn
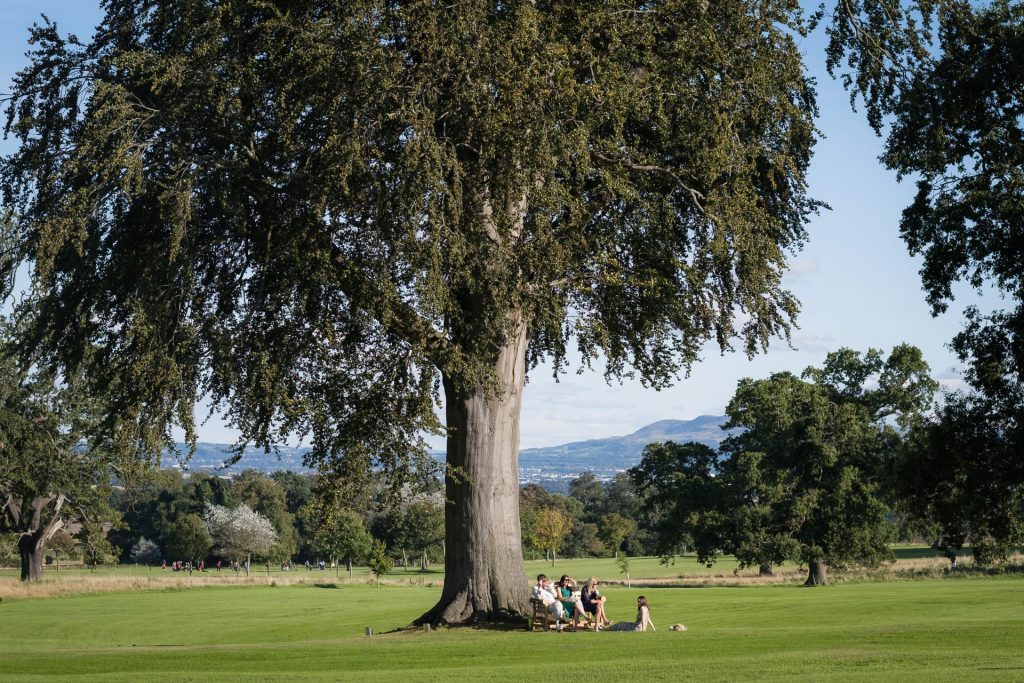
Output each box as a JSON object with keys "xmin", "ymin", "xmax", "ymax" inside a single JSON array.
[{"xmin": 0, "ymin": 576, "xmax": 1021, "ymax": 681}]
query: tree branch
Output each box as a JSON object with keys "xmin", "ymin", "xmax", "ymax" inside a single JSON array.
[
  {"xmin": 591, "ymin": 151, "xmax": 706, "ymax": 213},
  {"xmin": 329, "ymin": 245, "xmax": 460, "ymax": 372}
]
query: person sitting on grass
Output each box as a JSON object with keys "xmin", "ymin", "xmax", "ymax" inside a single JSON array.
[
  {"xmin": 607, "ymin": 596, "xmax": 656, "ymax": 632},
  {"xmin": 581, "ymin": 577, "xmax": 611, "ymax": 631},
  {"xmin": 557, "ymin": 575, "xmax": 589, "ymax": 631},
  {"xmin": 532, "ymin": 574, "xmax": 566, "ymax": 631}
]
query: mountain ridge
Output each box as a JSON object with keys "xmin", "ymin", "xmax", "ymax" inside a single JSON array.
[{"xmin": 164, "ymin": 415, "xmax": 730, "ymax": 486}]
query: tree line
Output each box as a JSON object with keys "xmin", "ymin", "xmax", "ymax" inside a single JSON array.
[{"xmin": 7, "ymin": 340, "xmax": 1016, "ymax": 586}]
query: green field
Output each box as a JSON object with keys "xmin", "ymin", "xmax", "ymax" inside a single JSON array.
[
  {"xmin": 0, "ymin": 544, "xmax": 976, "ymax": 584},
  {"xmin": 1, "ymin": 573, "xmax": 1021, "ymax": 681}
]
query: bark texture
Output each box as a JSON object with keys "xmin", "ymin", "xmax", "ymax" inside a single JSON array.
[
  {"xmin": 418, "ymin": 324, "xmax": 531, "ymax": 625},
  {"xmin": 19, "ymin": 531, "xmax": 46, "ymax": 582},
  {"xmin": 804, "ymin": 558, "xmax": 827, "ymax": 586},
  {"xmin": 759, "ymin": 562, "xmax": 773, "ymax": 577},
  {"xmin": 11, "ymin": 494, "xmax": 65, "ymax": 582}
]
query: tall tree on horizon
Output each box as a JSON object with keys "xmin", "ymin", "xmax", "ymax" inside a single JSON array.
[{"xmin": 1, "ymin": 0, "xmax": 821, "ymax": 622}]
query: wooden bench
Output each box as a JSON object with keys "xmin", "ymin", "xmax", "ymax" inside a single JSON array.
[
  {"xmin": 529, "ymin": 598, "xmax": 594, "ymax": 631},
  {"xmin": 529, "ymin": 598, "xmax": 556, "ymax": 631}
]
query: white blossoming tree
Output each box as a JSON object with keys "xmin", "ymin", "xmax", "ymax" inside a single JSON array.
[{"xmin": 204, "ymin": 503, "xmax": 277, "ymax": 577}]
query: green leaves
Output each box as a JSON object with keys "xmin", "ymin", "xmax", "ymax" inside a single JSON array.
[
  {"xmin": 633, "ymin": 346, "xmax": 933, "ymax": 578},
  {"xmin": 1, "ymin": 1, "xmax": 820, "ymax": 501}
]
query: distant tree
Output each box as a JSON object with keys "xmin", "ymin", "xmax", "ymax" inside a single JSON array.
[
  {"xmin": 186, "ymin": 472, "xmax": 235, "ymax": 511},
  {"xmin": 367, "ymin": 540, "xmax": 394, "ymax": 587},
  {"xmin": 520, "ymin": 484, "xmax": 559, "ymax": 511},
  {"xmin": 0, "ymin": 355, "xmax": 120, "ymax": 582},
  {"xmin": 531, "ymin": 507, "xmax": 572, "ymax": 566},
  {"xmin": 563, "ymin": 521, "xmax": 605, "ymax": 558},
  {"xmin": 306, "ymin": 502, "xmax": 372, "ymax": 579},
  {"xmin": 600, "ymin": 473, "xmax": 642, "ymax": 520},
  {"xmin": 1, "ymin": 0, "xmax": 823, "ymax": 625},
  {"xmin": 722, "ymin": 346, "xmax": 936, "ymax": 585},
  {"xmin": 0, "ymin": 532, "xmax": 18, "ymax": 566},
  {"xmin": 166, "ymin": 513, "xmax": 213, "ymax": 565},
  {"xmin": 130, "ymin": 537, "xmax": 162, "ymax": 567},
  {"xmin": 205, "ymin": 504, "xmax": 277, "ymax": 577},
  {"xmin": 396, "ymin": 499, "xmax": 445, "ymax": 570},
  {"xmin": 232, "ymin": 470, "xmax": 298, "ymax": 563},
  {"xmin": 271, "ymin": 472, "xmax": 315, "ymax": 515},
  {"xmin": 109, "ymin": 469, "xmax": 187, "ymax": 561},
  {"xmin": 79, "ymin": 520, "xmax": 118, "ymax": 571},
  {"xmin": 634, "ymin": 347, "xmax": 936, "ymax": 584},
  {"xmin": 568, "ymin": 473, "xmax": 605, "ymax": 519},
  {"xmin": 826, "ymin": 1, "xmax": 1024, "ymax": 564},
  {"xmin": 630, "ymin": 441, "xmax": 726, "ymax": 564},
  {"xmin": 899, "ymin": 392, "xmax": 1023, "ymax": 565},
  {"xmin": 47, "ymin": 529, "xmax": 79, "ymax": 571},
  {"xmin": 519, "ymin": 505, "xmax": 539, "ymax": 560},
  {"xmin": 615, "ymin": 551, "xmax": 632, "ymax": 588},
  {"xmin": 597, "ymin": 513, "xmax": 638, "ymax": 557}
]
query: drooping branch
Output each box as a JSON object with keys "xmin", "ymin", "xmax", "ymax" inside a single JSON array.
[
  {"xmin": 2, "ymin": 490, "xmax": 19, "ymax": 528},
  {"xmin": 591, "ymin": 151, "xmax": 707, "ymax": 214},
  {"xmin": 329, "ymin": 245, "xmax": 461, "ymax": 373}
]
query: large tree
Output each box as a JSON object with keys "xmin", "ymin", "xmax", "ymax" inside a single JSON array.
[
  {"xmin": 0, "ymin": 357, "xmax": 119, "ymax": 581},
  {"xmin": 825, "ymin": 1, "xmax": 1024, "ymax": 555},
  {"xmin": 2, "ymin": 1, "xmax": 821, "ymax": 622},
  {"xmin": 720, "ymin": 346, "xmax": 937, "ymax": 585}
]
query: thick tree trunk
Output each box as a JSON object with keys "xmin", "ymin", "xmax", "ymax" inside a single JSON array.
[
  {"xmin": 759, "ymin": 562, "xmax": 773, "ymax": 577},
  {"xmin": 19, "ymin": 532, "xmax": 46, "ymax": 582},
  {"xmin": 417, "ymin": 323, "xmax": 530, "ymax": 626},
  {"xmin": 804, "ymin": 558, "xmax": 827, "ymax": 586}
]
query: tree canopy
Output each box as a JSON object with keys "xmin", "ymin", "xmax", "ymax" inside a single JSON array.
[
  {"xmin": 2, "ymin": 0, "xmax": 824, "ymax": 621},
  {"xmin": 824, "ymin": 0, "xmax": 1024, "ymax": 560},
  {"xmin": 633, "ymin": 346, "xmax": 938, "ymax": 585},
  {"xmin": 1, "ymin": 0, "xmax": 820, "ymax": 465}
]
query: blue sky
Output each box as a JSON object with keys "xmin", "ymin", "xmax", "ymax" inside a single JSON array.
[{"xmin": 0, "ymin": 2, "xmax": 985, "ymax": 449}]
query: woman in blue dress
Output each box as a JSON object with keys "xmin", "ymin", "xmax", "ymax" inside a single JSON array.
[{"xmin": 581, "ymin": 577, "xmax": 610, "ymax": 630}]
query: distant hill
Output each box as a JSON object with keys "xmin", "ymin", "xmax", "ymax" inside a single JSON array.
[
  {"xmin": 162, "ymin": 443, "xmax": 313, "ymax": 475},
  {"xmin": 164, "ymin": 415, "xmax": 730, "ymax": 487},
  {"xmin": 516, "ymin": 415, "xmax": 729, "ymax": 485}
]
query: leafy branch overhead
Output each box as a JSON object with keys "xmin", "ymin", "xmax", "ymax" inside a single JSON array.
[{"xmin": 0, "ymin": 0, "xmax": 822, "ymax": 478}]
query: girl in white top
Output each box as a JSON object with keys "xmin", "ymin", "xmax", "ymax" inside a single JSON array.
[{"xmin": 606, "ymin": 595, "xmax": 656, "ymax": 631}]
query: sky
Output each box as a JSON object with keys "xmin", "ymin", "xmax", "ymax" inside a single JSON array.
[{"xmin": 0, "ymin": 2, "xmax": 987, "ymax": 449}]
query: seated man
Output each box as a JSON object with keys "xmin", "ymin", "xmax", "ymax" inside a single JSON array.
[{"xmin": 532, "ymin": 574, "xmax": 565, "ymax": 630}]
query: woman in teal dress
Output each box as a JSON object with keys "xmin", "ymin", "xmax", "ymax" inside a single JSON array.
[{"xmin": 557, "ymin": 575, "xmax": 587, "ymax": 630}]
